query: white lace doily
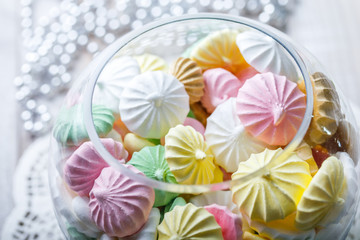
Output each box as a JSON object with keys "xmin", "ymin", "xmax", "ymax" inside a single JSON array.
[{"xmin": 3, "ymin": 104, "xmax": 360, "ymax": 240}]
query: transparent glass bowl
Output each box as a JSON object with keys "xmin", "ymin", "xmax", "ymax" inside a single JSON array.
[{"xmin": 49, "ymin": 14, "xmax": 359, "ymax": 240}]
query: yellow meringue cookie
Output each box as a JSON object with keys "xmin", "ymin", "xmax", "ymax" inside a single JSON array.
[
  {"xmin": 134, "ymin": 53, "xmax": 168, "ymax": 73},
  {"xmin": 231, "ymin": 148, "xmax": 312, "ymax": 222},
  {"xmin": 165, "ymin": 125, "xmax": 219, "ymax": 185},
  {"xmin": 124, "ymin": 133, "xmax": 155, "ymax": 157},
  {"xmin": 295, "ymin": 141, "xmax": 318, "ymax": 176},
  {"xmin": 190, "ymin": 29, "xmax": 249, "ymax": 75},
  {"xmin": 157, "ymin": 203, "xmax": 223, "ymax": 240},
  {"xmin": 298, "ymin": 72, "xmax": 342, "ymax": 145},
  {"xmin": 295, "ymin": 156, "xmax": 347, "ymax": 231},
  {"xmin": 169, "ymin": 57, "xmax": 204, "ymax": 104}
]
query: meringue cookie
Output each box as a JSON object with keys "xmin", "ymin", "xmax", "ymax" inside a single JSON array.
[
  {"xmin": 205, "ymin": 98, "xmax": 267, "ymax": 172},
  {"xmin": 169, "ymin": 57, "xmax": 204, "ymax": 104},
  {"xmin": 298, "ymin": 72, "xmax": 342, "ymax": 145},
  {"xmin": 53, "ymin": 104, "xmax": 114, "ymax": 146},
  {"xmin": 231, "ymin": 148, "xmax": 312, "ymax": 222},
  {"xmin": 236, "ymin": 30, "xmax": 298, "ymax": 82},
  {"xmin": 164, "ymin": 197, "xmax": 187, "ymax": 213},
  {"xmin": 190, "ymin": 102, "xmax": 210, "ymax": 126},
  {"xmin": 157, "ymin": 203, "xmax": 224, "ymax": 240},
  {"xmin": 183, "ymin": 117, "xmax": 205, "ymax": 135},
  {"xmin": 119, "ymin": 71, "xmax": 189, "ymax": 138},
  {"xmin": 72, "ymin": 196, "xmax": 99, "ymax": 233},
  {"xmin": 127, "ymin": 146, "xmax": 179, "ymax": 207},
  {"xmin": 64, "ymin": 138, "xmax": 128, "ymax": 196},
  {"xmin": 295, "ymin": 156, "xmax": 346, "ymax": 230},
  {"xmin": 236, "ymin": 72, "xmax": 306, "ymax": 146},
  {"xmin": 89, "ymin": 166, "xmax": 155, "ymax": 237},
  {"xmin": 201, "ymin": 68, "xmax": 243, "ymax": 113},
  {"xmin": 93, "ymin": 56, "xmax": 140, "ymax": 113},
  {"xmin": 134, "ymin": 53, "xmax": 167, "ymax": 72},
  {"xmin": 66, "ymin": 225, "xmax": 96, "ymax": 240},
  {"xmin": 124, "ymin": 133, "xmax": 155, "ymax": 158},
  {"xmin": 165, "ymin": 125, "xmax": 219, "ymax": 185},
  {"xmin": 205, "ymin": 204, "xmax": 243, "ymax": 240},
  {"xmin": 244, "ymin": 213, "xmax": 316, "ymax": 240},
  {"xmin": 190, "ymin": 29, "xmax": 250, "ymax": 75},
  {"xmin": 189, "ymin": 190, "xmax": 240, "ymax": 215}
]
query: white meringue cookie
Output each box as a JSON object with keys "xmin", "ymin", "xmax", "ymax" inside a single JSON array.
[
  {"xmin": 205, "ymin": 98, "xmax": 268, "ymax": 172},
  {"xmin": 236, "ymin": 31, "xmax": 298, "ymax": 82},
  {"xmin": 189, "ymin": 190, "xmax": 240, "ymax": 216},
  {"xmin": 119, "ymin": 71, "xmax": 189, "ymax": 138},
  {"xmin": 93, "ymin": 56, "xmax": 140, "ymax": 113}
]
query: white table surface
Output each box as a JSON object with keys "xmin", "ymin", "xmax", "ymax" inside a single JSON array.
[{"xmin": 1, "ymin": 0, "xmax": 360, "ymax": 235}]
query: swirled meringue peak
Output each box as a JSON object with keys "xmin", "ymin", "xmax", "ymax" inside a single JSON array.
[
  {"xmin": 134, "ymin": 53, "xmax": 168, "ymax": 73},
  {"xmin": 236, "ymin": 72, "xmax": 306, "ymax": 146},
  {"xmin": 295, "ymin": 156, "xmax": 346, "ymax": 230},
  {"xmin": 119, "ymin": 71, "xmax": 189, "ymax": 138},
  {"xmin": 231, "ymin": 148, "xmax": 312, "ymax": 222},
  {"xmin": 157, "ymin": 203, "xmax": 224, "ymax": 240},
  {"xmin": 236, "ymin": 30, "xmax": 298, "ymax": 82},
  {"xmin": 204, "ymin": 204, "xmax": 243, "ymax": 240},
  {"xmin": 89, "ymin": 165, "xmax": 155, "ymax": 237},
  {"xmin": 165, "ymin": 125, "xmax": 220, "ymax": 185},
  {"xmin": 53, "ymin": 104, "xmax": 114, "ymax": 146},
  {"xmin": 93, "ymin": 56, "xmax": 140, "ymax": 113},
  {"xmin": 127, "ymin": 145, "xmax": 179, "ymax": 207},
  {"xmin": 205, "ymin": 98, "xmax": 267, "ymax": 172},
  {"xmin": 64, "ymin": 138, "xmax": 128, "ymax": 196},
  {"xmin": 201, "ymin": 68, "xmax": 242, "ymax": 114}
]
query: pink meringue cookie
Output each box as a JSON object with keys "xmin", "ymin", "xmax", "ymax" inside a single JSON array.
[
  {"xmin": 236, "ymin": 72, "xmax": 306, "ymax": 146},
  {"xmin": 201, "ymin": 68, "xmax": 242, "ymax": 113},
  {"xmin": 89, "ymin": 165, "xmax": 155, "ymax": 237},
  {"xmin": 64, "ymin": 138, "xmax": 128, "ymax": 196},
  {"xmin": 183, "ymin": 117, "xmax": 205, "ymax": 135},
  {"xmin": 204, "ymin": 204, "xmax": 243, "ymax": 240}
]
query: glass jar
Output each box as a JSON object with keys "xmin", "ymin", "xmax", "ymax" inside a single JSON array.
[{"xmin": 49, "ymin": 13, "xmax": 359, "ymax": 240}]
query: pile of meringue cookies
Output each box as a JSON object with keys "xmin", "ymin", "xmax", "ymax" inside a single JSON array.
[{"xmin": 53, "ymin": 28, "xmax": 359, "ymax": 240}]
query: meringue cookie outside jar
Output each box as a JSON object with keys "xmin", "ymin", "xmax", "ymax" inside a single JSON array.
[{"xmin": 49, "ymin": 13, "xmax": 360, "ymax": 240}]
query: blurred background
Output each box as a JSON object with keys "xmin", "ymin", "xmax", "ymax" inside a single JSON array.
[{"xmin": 1, "ymin": 0, "xmax": 360, "ymax": 239}]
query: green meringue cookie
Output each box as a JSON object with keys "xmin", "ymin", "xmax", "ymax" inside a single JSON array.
[
  {"xmin": 53, "ymin": 104, "xmax": 114, "ymax": 146},
  {"xmin": 128, "ymin": 145, "xmax": 179, "ymax": 207},
  {"xmin": 67, "ymin": 226, "xmax": 96, "ymax": 240}
]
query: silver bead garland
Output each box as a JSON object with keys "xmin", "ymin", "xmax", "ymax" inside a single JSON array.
[{"xmin": 17, "ymin": 0, "xmax": 298, "ymax": 136}]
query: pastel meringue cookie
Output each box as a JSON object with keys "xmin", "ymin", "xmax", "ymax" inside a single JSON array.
[
  {"xmin": 201, "ymin": 68, "xmax": 242, "ymax": 113},
  {"xmin": 53, "ymin": 104, "xmax": 115, "ymax": 146},
  {"xmin": 71, "ymin": 196, "xmax": 100, "ymax": 234},
  {"xmin": 157, "ymin": 203, "xmax": 224, "ymax": 240},
  {"xmin": 231, "ymin": 148, "xmax": 312, "ymax": 222},
  {"xmin": 165, "ymin": 125, "xmax": 219, "ymax": 185},
  {"xmin": 189, "ymin": 190, "xmax": 240, "ymax": 216},
  {"xmin": 89, "ymin": 165, "xmax": 155, "ymax": 237},
  {"xmin": 127, "ymin": 145, "xmax": 179, "ymax": 207},
  {"xmin": 298, "ymin": 72, "xmax": 342, "ymax": 145},
  {"xmin": 190, "ymin": 29, "xmax": 250, "ymax": 75},
  {"xmin": 243, "ymin": 213, "xmax": 316, "ymax": 240},
  {"xmin": 183, "ymin": 117, "xmax": 205, "ymax": 135},
  {"xmin": 64, "ymin": 138, "xmax": 128, "ymax": 196},
  {"xmin": 236, "ymin": 72, "xmax": 306, "ymax": 146},
  {"xmin": 204, "ymin": 204, "xmax": 243, "ymax": 240},
  {"xmin": 93, "ymin": 56, "xmax": 140, "ymax": 113},
  {"xmin": 134, "ymin": 53, "xmax": 168, "ymax": 72},
  {"xmin": 119, "ymin": 71, "xmax": 189, "ymax": 138},
  {"xmin": 205, "ymin": 98, "xmax": 268, "ymax": 172},
  {"xmin": 66, "ymin": 225, "xmax": 97, "ymax": 240},
  {"xmin": 295, "ymin": 156, "xmax": 346, "ymax": 230},
  {"xmin": 236, "ymin": 30, "xmax": 298, "ymax": 82},
  {"xmin": 169, "ymin": 57, "xmax": 204, "ymax": 104},
  {"xmin": 164, "ymin": 197, "xmax": 187, "ymax": 213}
]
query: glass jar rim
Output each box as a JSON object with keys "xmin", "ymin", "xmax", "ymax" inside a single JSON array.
[{"xmin": 83, "ymin": 13, "xmax": 314, "ymax": 194}]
